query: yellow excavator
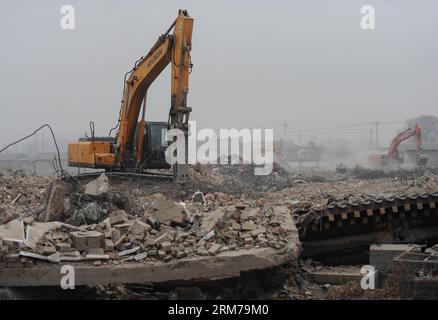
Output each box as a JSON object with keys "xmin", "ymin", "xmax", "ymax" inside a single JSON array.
[{"xmin": 68, "ymin": 9, "xmax": 193, "ymax": 180}]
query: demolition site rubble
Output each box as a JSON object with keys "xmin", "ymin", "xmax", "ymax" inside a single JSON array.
[
  {"xmin": 1, "ymin": 163, "xmax": 438, "ymax": 299},
  {"xmin": 0, "ymin": 168, "xmax": 300, "ymax": 271}
]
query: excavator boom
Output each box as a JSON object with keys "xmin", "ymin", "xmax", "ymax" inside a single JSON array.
[{"xmin": 387, "ymin": 123, "xmax": 421, "ymax": 158}]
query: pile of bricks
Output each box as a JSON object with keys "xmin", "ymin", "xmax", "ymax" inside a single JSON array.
[
  {"xmin": 0, "ymin": 237, "xmax": 33, "ymax": 268},
  {"xmin": 0, "ymin": 192, "xmax": 298, "ymax": 267}
]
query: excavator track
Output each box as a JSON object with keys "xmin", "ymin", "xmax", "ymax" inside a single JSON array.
[
  {"xmin": 297, "ymin": 192, "xmax": 438, "ymax": 260},
  {"xmin": 70, "ymin": 170, "xmax": 174, "ymax": 181}
]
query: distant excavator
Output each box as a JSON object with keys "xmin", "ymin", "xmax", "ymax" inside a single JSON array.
[
  {"xmin": 369, "ymin": 123, "xmax": 429, "ymax": 167},
  {"xmin": 67, "ymin": 10, "xmax": 193, "ymax": 181}
]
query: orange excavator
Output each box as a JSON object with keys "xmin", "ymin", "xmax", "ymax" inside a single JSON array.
[
  {"xmin": 67, "ymin": 10, "xmax": 193, "ymax": 181},
  {"xmin": 369, "ymin": 123, "xmax": 428, "ymax": 167}
]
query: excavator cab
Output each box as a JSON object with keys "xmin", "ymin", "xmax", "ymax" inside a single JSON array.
[
  {"xmin": 136, "ymin": 121, "xmax": 170, "ymax": 169},
  {"xmin": 416, "ymin": 148, "xmax": 429, "ymax": 167}
]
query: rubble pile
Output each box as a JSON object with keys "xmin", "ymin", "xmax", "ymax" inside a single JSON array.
[
  {"xmin": 0, "ymin": 168, "xmax": 50, "ymax": 224},
  {"xmin": 1, "ymin": 163, "xmax": 438, "ymax": 270},
  {"xmin": 350, "ymin": 165, "xmax": 438, "ymax": 180},
  {"xmin": 0, "ymin": 173, "xmax": 299, "ymax": 268},
  {"xmin": 325, "ymin": 275, "xmax": 403, "ymax": 300},
  {"xmin": 1, "ymin": 163, "xmax": 438, "ymax": 299},
  {"xmin": 265, "ymin": 173, "xmax": 438, "ymax": 210},
  {"xmin": 190, "ymin": 162, "xmax": 296, "ymax": 194}
]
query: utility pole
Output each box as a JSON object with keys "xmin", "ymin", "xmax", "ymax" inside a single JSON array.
[
  {"xmin": 370, "ymin": 129, "xmax": 373, "ymax": 147},
  {"xmin": 42, "ymin": 133, "xmax": 45, "ymax": 153},
  {"xmin": 374, "ymin": 121, "xmax": 379, "ymax": 147},
  {"xmin": 34, "ymin": 134, "xmax": 37, "ymax": 154},
  {"xmin": 282, "ymin": 123, "xmax": 288, "ymax": 140}
]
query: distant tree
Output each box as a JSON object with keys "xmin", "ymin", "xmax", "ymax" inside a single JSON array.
[{"xmin": 407, "ymin": 115, "xmax": 438, "ymax": 143}]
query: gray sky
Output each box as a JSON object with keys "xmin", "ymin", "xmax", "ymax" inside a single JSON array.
[{"xmin": 1, "ymin": 0, "xmax": 437, "ymax": 150}]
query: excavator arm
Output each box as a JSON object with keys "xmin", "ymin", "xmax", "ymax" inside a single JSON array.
[
  {"xmin": 387, "ymin": 123, "xmax": 421, "ymax": 158},
  {"xmin": 369, "ymin": 123, "xmax": 427, "ymax": 167},
  {"xmin": 117, "ymin": 9, "xmax": 193, "ymax": 167}
]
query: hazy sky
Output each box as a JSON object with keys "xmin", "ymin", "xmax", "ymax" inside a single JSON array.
[{"xmin": 1, "ymin": 0, "xmax": 437, "ymax": 149}]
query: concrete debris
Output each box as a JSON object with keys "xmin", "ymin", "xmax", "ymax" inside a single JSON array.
[
  {"xmin": 118, "ymin": 246, "xmax": 140, "ymax": 257},
  {"xmin": 84, "ymin": 173, "xmax": 126, "ymax": 205},
  {"xmin": 85, "ymin": 254, "xmax": 109, "ymax": 261},
  {"xmin": 69, "ymin": 202, "xmax": 107, "ymax": 226},
  {"xmin": 2, "ymin": 163, "xmax": 437, "ymax": 299},
  {"xmin": 0, "ymin": 219, "xmax": 25, "ymax": 243},
  {"xmin": 0, "ymin": 182, "xmax": 301, "ymax": 268},
  {"xmin": 153, "ymin": 200, "xmax": 187, "ymax": 227},
  {"xmin": 134, "ymin": 252, "xmax": 148, "ymax": 261},
  {"xmin": 198, "ymin": 207, "xmax": 226, "ymax": 237},
  {"xmin": 24, "ymin": 222, "xmax": 56, "ymax": 249},
  {"xmin": 85, "ymin": 173, "xmax": 110, "ymax": 197},
  {"xmin": 241, "ymin": 221, "xmax": 257, "ymax": 231},
  {"xmin": 109, "ymin": 210, "xmax": 128, "ymax": 226},
  {"xmin": 208, "ymin": 243, "xmax": 222, "ymax": 255},
  {"xmin": 71, "ymin": 231, "xmax": 103, "ymax": 252},
  {"xmin": 20, "ymin": 251, "xmax": 60, "ymax": 263},
  {"xmin": 43, "ymin": 180, "xmax": 66, "ymax": 222}
]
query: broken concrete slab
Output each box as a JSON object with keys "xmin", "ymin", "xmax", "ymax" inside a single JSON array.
[
  {"xmin": 82, "ymin": 202, "xmax": 106, "ymax": 223},
  {"xmin": 55, "ymin": 243, "xmax": 72, "ymax": 252},
  {"xmin": 19, "ymin": 251, "xmax": 60, "ymax": 263},
  {"xmin": 87, "ymin": 248, "xmax": 104, "ymax": 255},
  {"xmin": 24, "ymin": 222, "xmax": 64, "ymax": 249},
  {"xmin": 198, "ymin": 207, "xmax": 227, "ymax": 236},
  {"xmin": 0, "ymin": 219, "xmax": 25, "ymax": 244},
  {"xmin": 85, "ymin": 254, "xmax": 110, "ymax": 261},
  {"xmin": 241, "ymin": 208, "xmax": 260, "ymax": 221},
  {"xmin": 153, "ymin": 200, "xmax": 186, "ymax": 227},
  {"xmin": 153, "ymin": 233, "xmax": 170, "ymax": 246},
  {"xmin": 84, "ymin": 173, "xmax": 125, "ymax": 205},
  {"xmin": 104, "ymin": 239, "xmax": 114, "ymax": 251},
  {"xmin": 134, "ymin": 252, "xmax": 148, "ymax": 261},
  {"xmin": 71, "ymin": 231, "xmax": 103, "ymax": 252},
  {"xmin": 241, "ymin": 221, "xmax": 257, "ymax": 231},
  {"xmin": 251, "ymin": 227, "xmax": 266, "ymax": 237},
  {"xmin": 0, "ymin": 244, "xmax": 299, "ymax": 287},
  {"xmin": 117, "ymin": 246, "xmax": 140, "ymax": 257},
  {"xmin": 59, "ymin": 251, "xmax": 82, "ymax": 262},
  {"xmin": 43, "ymin": 180, "xmax": 66, "ymax": 222},
  {"xmin": 208, "ymin": 243, "xmax": 222, "ymax": 255},
  {"xmin": 109, "ymin": 210, "xmax": 128, "ymax": 226},
  {"xmin": 85, "ymin": 173, "xmax": 110, "ymax": 197}
]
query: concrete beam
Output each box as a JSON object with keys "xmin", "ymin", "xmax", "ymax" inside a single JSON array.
[
  {"xmin": 307, "ymin": 267, "xmax": 362, "ymax": 285},
  {"xmin": 0, "ymin": 246, "xmax": 298, "ymax": 287}
]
